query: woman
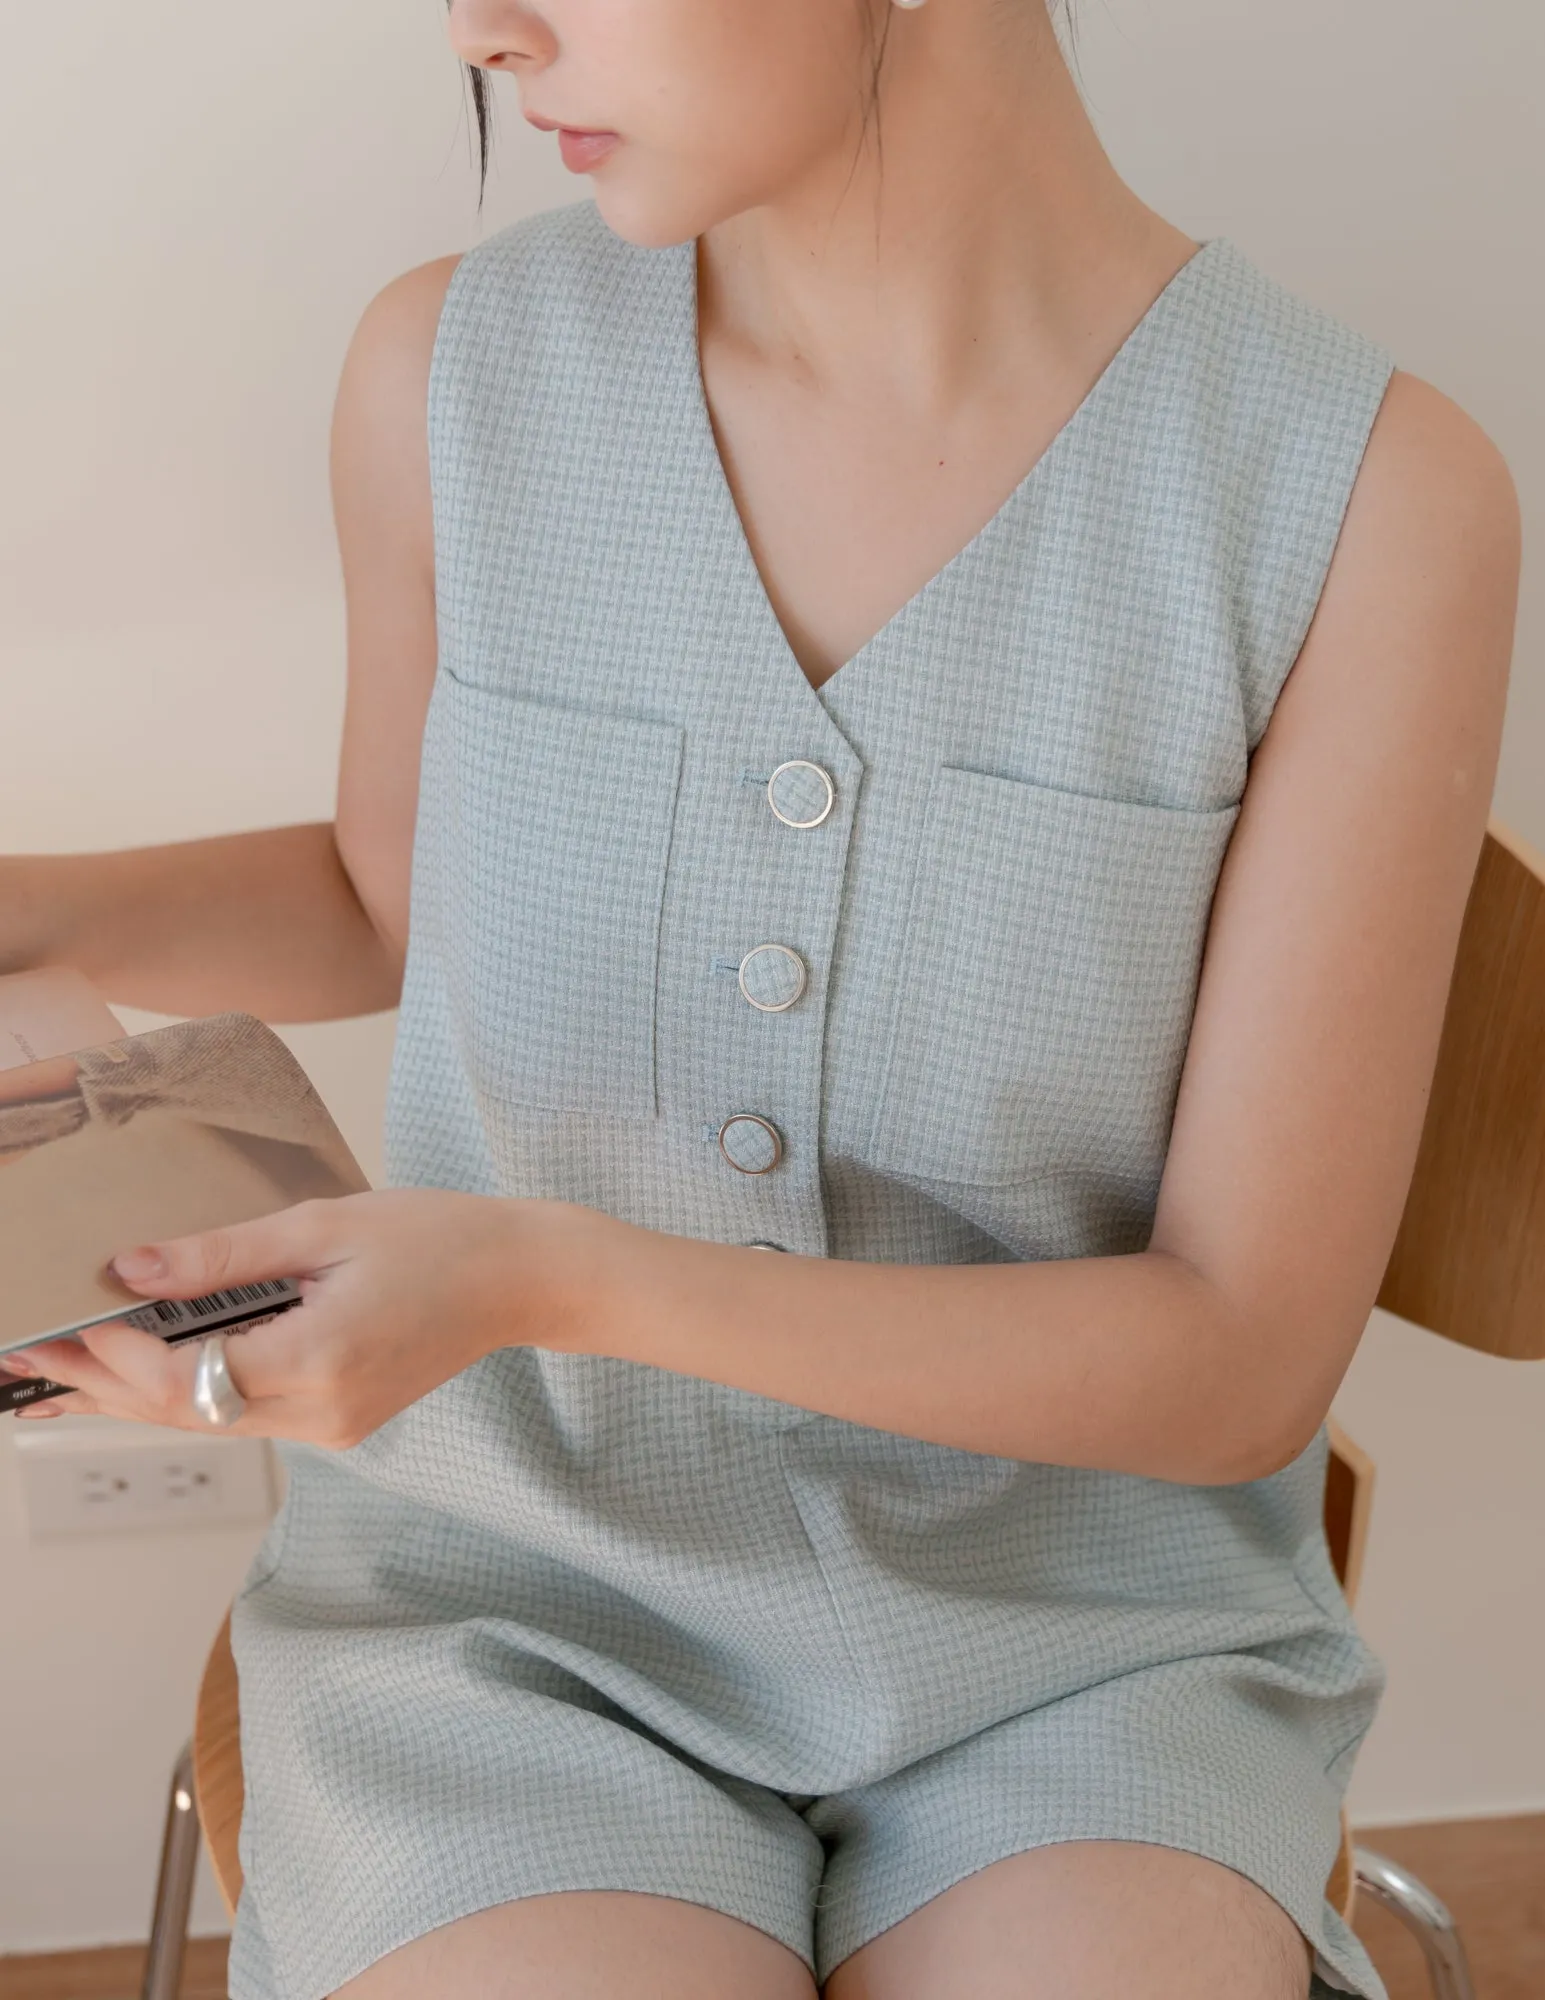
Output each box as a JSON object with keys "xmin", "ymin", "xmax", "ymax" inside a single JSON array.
[{"xmin": 3, "ymin": 0, "xmax": 1518, "ymax": 1993}]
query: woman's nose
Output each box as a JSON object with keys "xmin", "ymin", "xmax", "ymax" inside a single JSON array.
[{"xmin": 446, "ymin": 0, "xmax": 557, "ymax": 76}]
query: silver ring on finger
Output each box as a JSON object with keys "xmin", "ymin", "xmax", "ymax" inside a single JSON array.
[{"xmin": 191, "ymin": 1332, "xmax": 247, "ymax": 1429}]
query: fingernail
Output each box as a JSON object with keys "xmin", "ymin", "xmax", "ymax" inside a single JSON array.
[
  {"xmin": 5, "ymin": 1357, "xmax": 37, "ymax": 1377},
  {"xmin": 111, "ymin": 1247, "xmax": 167, "ymax": 1282},
  {"xmin": 17, "ymin": 1403, "xmax": 63, "ymax": 1420}
]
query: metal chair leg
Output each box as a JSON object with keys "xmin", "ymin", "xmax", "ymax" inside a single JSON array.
[
  {"xmin": 1353, "ymin": 1847, "xmax": 1478, "ymax": 2000},
  {"xmin": 142, "ymin": 1741, "xmax": 200, "ymax": 2000}
]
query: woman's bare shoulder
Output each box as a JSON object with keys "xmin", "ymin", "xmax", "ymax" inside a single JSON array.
[
  {"xmin": 355, "ymin": 255, "xmax": 464, "ymax": 351},
  {"xmin": 335, "ymin": 256, "xmax": 463, "ymax": 431},
  {"xmin": 1307, "ymin": 364, "xmax": 1520, "ymax": 760},
  {"xmin": 1360, "ymin": 368, "xmax": 1519, "ymax": 544}
]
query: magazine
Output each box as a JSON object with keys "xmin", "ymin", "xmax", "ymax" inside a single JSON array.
[{"xmin": 0, "ymin": 974, "xmax": 369, "ymax": 1411}]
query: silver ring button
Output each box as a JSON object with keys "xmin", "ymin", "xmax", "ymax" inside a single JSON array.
[
  {"xmin": 718, "ymin": 1114, "xmax": 784, "ymax": 1175},
  {"xmin": 737, "ymin": 943, "xmax": 808, "ymax": 1013},
  {"xmin": 767, "ymin": 760, "xmax": 836, "ymax": 829}
]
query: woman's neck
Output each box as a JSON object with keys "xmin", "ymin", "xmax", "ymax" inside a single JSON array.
[{"xmin": 699, "ymin": 1, "xmax": 1194, "ymax": 408}]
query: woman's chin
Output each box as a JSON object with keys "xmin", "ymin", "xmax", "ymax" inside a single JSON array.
[{"xmin": 588, "ymin": 171, "xmax": 730, "ymax": 252}]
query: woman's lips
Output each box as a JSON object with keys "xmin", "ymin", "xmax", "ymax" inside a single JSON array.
[
  {"xmin": 556, "ymin": 127, "xmax": 621, "ymax": 174},
  {"xmin": 523, "ymin": 111, "xmax": 620, "ymax": 175}
]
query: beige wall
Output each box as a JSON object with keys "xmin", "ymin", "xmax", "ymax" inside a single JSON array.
[{"xmin": 1, "ymin": 0, "xmax": 1540, "ymax": 1956}]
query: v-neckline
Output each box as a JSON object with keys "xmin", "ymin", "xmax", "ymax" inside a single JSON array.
[{"xmin": 681, "ymin": 235, "xmax": 1225, "ymax": 711}]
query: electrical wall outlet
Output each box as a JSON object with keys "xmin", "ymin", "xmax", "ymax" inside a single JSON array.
[{"xmin": 13, "ymin": 1420, "xmax": 275, "ymax": 1539}]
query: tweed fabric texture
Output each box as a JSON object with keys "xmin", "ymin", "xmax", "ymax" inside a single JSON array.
[{"xmin": 230, "ymin": 202, "xmax": 1395, "ymax": 2000}]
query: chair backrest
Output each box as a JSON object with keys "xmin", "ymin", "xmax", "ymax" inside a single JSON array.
[
  {"xmin": 1327, "ymin": 816, "xmax": 1545, "ymax": 1921},
  {"xmin": 1377, "ymin": 818, "xmax": 1545, "ymax": 1360},
  {"xmin": 1322, "ymin": 1420, "xmax": 1375, "ymax": 1606},
  {"xmin": 193, "ymin": 1612, "xmax": 245, "ymax": 1915}
]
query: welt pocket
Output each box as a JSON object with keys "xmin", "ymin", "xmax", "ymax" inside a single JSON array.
[
  {"xmin": 431, "ymin": 675, "xmax": 684, "ymax": 1119},
  {"xmin": 865, "ymin": 767, "xmax": 1239, "ymax": 1188}
]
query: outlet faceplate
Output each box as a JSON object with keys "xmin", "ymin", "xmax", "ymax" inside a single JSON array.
[{"xmin": 13, "ymin": 1419, "xmax": 275, "ymax": 1538}]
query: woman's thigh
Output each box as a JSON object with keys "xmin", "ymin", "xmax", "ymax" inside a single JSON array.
[
  {"xmin": 822, "ymin": 1841, "xmax": 1312, "ymax": 2000},
  {"xmin": 331, "ymin": 1889, "xmax": 819, "ymax": 2000}
]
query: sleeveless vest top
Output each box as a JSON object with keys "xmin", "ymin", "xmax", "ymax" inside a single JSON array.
[{"xmin": 389, "ymin": 202, "xmax": 1392, "ymax": 1271}]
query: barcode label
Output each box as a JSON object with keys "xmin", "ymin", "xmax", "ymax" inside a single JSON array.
[{"xmin": 122, "ymin": 1279, "xmax": 301, "ymax": 1335}]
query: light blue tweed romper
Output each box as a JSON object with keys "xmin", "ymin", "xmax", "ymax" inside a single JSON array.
[{"xmin": 229, "ymin": 202, "xmax": 1396, "ymax": 2000}]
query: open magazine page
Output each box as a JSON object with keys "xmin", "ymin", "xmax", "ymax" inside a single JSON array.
[{"xmin": 0, "ymin": 986, "xmax": 370, "ymax": 1408}]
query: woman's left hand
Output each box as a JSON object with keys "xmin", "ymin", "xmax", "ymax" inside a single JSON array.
[{"xmin": 8, "ymin": 1190, "xmax": 596, "ymax": 1445}]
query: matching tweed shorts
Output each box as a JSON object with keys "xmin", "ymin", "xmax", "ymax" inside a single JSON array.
[
  {"xmin": 226, "ymin": 1403, "xmax": 1382, "ymax": 2000},
  {"xmin": 229, "ymin": 1642, "xmax": 1368, "ymax": 1996}
]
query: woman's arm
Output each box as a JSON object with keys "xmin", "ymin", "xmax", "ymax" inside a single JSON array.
[
  {"xmin": 0, "ymin": 826, "xmax": 396, "ymax": 1020},
  {"xmin": 562, "ymin": 370, "xmax": 1519, "ymax": 1483},
  {"xmin": 0, "ymin": 257, "xmax": 456, "ymax": 1023}
]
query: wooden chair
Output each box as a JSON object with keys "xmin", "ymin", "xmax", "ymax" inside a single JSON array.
[{"xmin": 139, "ymin": 818, "xmax": 1545, "ymax": 2000}]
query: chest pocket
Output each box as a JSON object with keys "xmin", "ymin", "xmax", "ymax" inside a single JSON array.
[
  {"xmin": 865, "ymin": 767, "xmax": 1239, "ymax": 1188},
  {"xmin": 433, "ymin": 675, "xmax": 684, "ymax": 1119}
]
